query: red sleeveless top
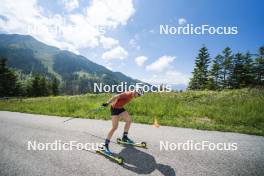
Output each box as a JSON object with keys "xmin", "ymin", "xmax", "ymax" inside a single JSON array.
[{"xmin": 112, "ymin": 91, "xmax": 134, "ymax": 108}]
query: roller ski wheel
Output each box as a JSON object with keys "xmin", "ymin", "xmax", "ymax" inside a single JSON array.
[
  {"xmin": 117, "ymin": 138, "xmax": 147, "ymax": 149},
  {"xmin": 141, "ymin": 141, "xmax": 147, "ymax": 148},
  {"xmin": 116, "ymin": 156, "xmax": 124, "ymax": 165},
  {"xmin": 96, "ymin": 148, "xmax": 124, "ymax": 165}
]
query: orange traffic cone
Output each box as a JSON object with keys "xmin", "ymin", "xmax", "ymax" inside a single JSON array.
[{"xmin": 153, "ymin": 117, "xmax": 160, "ymax": 128}]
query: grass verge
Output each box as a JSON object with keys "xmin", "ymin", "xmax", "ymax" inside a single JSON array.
[{"xmin": 0, "ymin": 89, "xmax": 263, "ymax": 136}]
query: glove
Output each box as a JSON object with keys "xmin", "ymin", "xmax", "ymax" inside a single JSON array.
[{"xmin": 101, "ymin": 103, "xmax": 109, "ymax": 107}]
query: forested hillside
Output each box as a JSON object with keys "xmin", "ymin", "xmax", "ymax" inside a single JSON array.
[{"xmin": 0, "ymin": 34, "xmax": 142, "ymax": 95}]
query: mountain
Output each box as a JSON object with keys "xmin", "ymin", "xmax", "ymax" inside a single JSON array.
[{"xmin": 0, "ymin": 34, "xmax": 146, "ymax": 94}]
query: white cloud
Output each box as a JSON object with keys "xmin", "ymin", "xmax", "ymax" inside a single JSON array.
[
  {"xmin": 100, "ymin": 36, "xmax": 119, "ymax": 49},
  {"xmin": 0, "ymin": 0, "xmax": 135, "ymax": 53},
  {"xmin": 129, "ymin": 38, "xmax": 136, "ymax": 46},
  {"xmin": 63, "ymin": 14, "xmax": 100, "ymax": 48},
  {"xmin": 61, "ymin": 0, "xmax": 79, "ymax": 12},
  {"xmin": 0, "ymin": 0, "xmax": 76, "ymax": 50},
  {"xmin": 164, "ymin": 70, "xmax": 190, "ymax": 85},
  {"xmin": 141, "ymin": 70, "xmax": 190, "ymax": 85},
  {"xmin": 135, "ymin": 56, "xmax": 148, "ymax": 67},
  {"xmin": 129, "ymin": 34, "xmax": 140, "ymax": 50},
  {"xmin": 86, "ymin": 0, "xmax": 135, "ymax": 28},
  {"xmin": 149, "ymin": 29, "xmax": 155, "ymax": 34},
  {"xmin": 106, "ymin": 65, "xmax": 113, "ymax": 70},
  {"xmin": 142, "ymin": 54, "xmax": 190, "ymax": 85},
  {"xmin": 178, "ymin": 18, "xmax": 187, "ymax": 25},
  {"xmin": 102, "ymin": 46, "xmax": 128, "ymax": 60},
  {"xmin": 129, "ymin": 38, "xmax": 140, "ymax": 50},
  {"xmin": 146, "ymin": 55, "xmax": 175, "ymax": 72}
]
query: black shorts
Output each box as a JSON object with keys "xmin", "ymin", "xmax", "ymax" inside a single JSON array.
[{"xmin": 111, "ymin": 107, "xmax": 126, "ymax": 116}]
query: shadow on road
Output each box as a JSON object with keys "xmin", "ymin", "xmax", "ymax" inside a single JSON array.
[{"xmin": 119, "ymin": 146, "xmax": 176, "ymax": 176}]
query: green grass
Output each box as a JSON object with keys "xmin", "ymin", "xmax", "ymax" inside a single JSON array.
[{"xmin": 0, "ymin": 89, "xmax": 264, "ymax": 136}]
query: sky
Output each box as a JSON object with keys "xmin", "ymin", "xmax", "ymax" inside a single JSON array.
[{"xmin": 0, "ymin": 0, "xmax": 263, "ymax": 89}]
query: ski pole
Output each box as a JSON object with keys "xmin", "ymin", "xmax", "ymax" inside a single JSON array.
[{"xmin": 63, "ymin": 106, "xmax": 104, "ymax": 123}]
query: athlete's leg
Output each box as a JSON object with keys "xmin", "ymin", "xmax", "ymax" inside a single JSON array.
[
  {"xmin": 107, "ymin": 115, "xmax": 120, "ymax": 140},
  {"xmin": 104, "ymin": 115, "xmax": 120, "ymax": 153},
  {"xmin": 120, "ymin": 111, "xmax": 133, "ymax": 142},
  {"xmin": 120, "ymin": 111, "xmax": 132, "ymax": 133}
]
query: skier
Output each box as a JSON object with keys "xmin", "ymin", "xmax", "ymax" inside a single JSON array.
[{"xmin": 101, "ymin": 88, "xmax": 144, "ymax": 154}]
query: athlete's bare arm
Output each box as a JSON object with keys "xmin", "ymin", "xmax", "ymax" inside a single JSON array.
[{"xmin": 107, "ymin": 94, "xmax": 121, "ymax": 105}]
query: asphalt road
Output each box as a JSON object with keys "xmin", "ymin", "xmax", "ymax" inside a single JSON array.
[{"xmin": 0, "ymin": 111, "xmax": 264, "ymax": 176}]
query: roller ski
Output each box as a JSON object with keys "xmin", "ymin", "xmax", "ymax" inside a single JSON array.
[
  {"xmin": 117, "ymin": 137, "xmax": 147, "ymax": 149},
  {"xmin": 96, "ymin": 146, "xmax": 124, "ymax": 165}
]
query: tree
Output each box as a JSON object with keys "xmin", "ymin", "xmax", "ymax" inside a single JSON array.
[
  {"xmin": 208, "ymin": 54, "xmax": 223, "ymax": 90},
  {"xmin": 189, "ymin": 46, "xmax": 211, "ymax": 90},
  {"xmin": 243, "ymin": 52, "xmax": 254, "ymax": 86},
  {"xmin": 51, "ymin": 76, "xmax": 59, "ymax": 96},
  {"xmin": 230, "ymin": 53, "xmax": 246, "ymax": 88},
  {"xmin": 0, "ymin": 57, "xmax": 21, "ymax": 96},
  {"xmin": 253, "ymin": 46, "xmax": 264, "ymax": 86},
  {"xmin": 229, "ymin": 52, "xmax": 255, "ymax": 88},
  {"xmin": 222, "ymin": 47, "xmax": 233, "ymax": 88},
  {"xmin": 39, "ymin": 76, "xmax": 49, "ymax": 96},
  {"xmin": 31, "ymin": 75, "xmax": 41, "ymax": 96}
]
